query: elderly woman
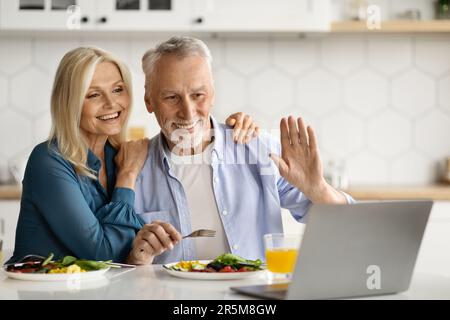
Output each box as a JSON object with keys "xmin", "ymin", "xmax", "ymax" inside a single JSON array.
[{"xmin": 7, "ymin": 47, "xmax": 258, "ymax": 264}]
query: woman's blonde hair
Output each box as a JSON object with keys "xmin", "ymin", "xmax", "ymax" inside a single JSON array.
[{"xmin": 49, "ymin": 47, "xmax": 133, "ymax": 179}]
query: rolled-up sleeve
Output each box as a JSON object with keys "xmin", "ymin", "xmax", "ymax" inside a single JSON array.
[{"xmin": 277, "ymin": 176, "xmax": 312, "ymax": 223}]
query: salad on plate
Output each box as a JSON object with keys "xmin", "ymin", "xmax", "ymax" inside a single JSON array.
[
  {"xmin": 3, "ymin": 253, "xmax": 120, "ymax": 281},
  {"xmin": 167, "ymin": 253, "xmax": 264, "ymax": 273},
  {"xmin": 4, "ymin": 253, "xmax": 115, "ymax": 274},
  {"xmin": 163, "ymin": 254, "xmax": 266, "ymax": 280}
]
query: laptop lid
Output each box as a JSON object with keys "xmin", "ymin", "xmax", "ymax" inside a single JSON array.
[{"xmin": 286, "ymin": 200, "xmax": 433, "ymax": 299}]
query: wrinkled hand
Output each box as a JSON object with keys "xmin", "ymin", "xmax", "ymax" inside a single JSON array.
[
  {"xmin": 114, "ymin": 139, "xmax": 149, "ymax": 189},
  {"xmin": 115, "ymin": 138, "xmax": 149, "ymax": 176},
  {"xmin": 127, "ymin": 221, "xmax": 182, "ymax": 265},
  {"xmin": 225, "ymin": 112, "xmax": 260, "ymax": 144},
  {"xmin": 269, "ymin": 116, "xmax": 330, "ymax": 203}
]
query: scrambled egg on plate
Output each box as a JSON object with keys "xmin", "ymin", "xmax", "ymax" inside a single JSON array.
[{"xmin": 48, "ymin": 264, "xmax": 86, "ymax": 274}]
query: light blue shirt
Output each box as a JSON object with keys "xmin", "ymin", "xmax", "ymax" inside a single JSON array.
[{"xmin": 134, "ymin": 116, "xmax": 353, "ymax": 263}]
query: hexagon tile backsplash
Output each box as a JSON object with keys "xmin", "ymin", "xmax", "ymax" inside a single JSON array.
[{"xmin": 0, "ymin": 34, "xmax": 449, "ymax": 186}]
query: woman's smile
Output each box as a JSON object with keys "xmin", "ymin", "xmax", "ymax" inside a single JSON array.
[{"xmin": 96, "ymin": 111, "xmax": 122, "ymax": 122}]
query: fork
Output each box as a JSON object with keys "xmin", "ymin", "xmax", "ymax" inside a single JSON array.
[
  {"xmin": 182, "ymin": 229, "xmax": 216, "ymax": 239},
  {"xmin": 138, "ymin": 229, "xmax": 216, "ymax": 252}
]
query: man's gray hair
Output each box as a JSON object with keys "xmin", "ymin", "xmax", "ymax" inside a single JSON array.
[{"xmin": 142, "ymin": 36, "xmax": 213, "ymax": 87}]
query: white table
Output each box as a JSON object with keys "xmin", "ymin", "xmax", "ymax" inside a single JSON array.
[
  {"xmin": 2, "ymin": 202, "xmax": 450, "ymax": 300},
  {"xmin": 1, "ymin": 265, "xmax": 450, "ymax": 300}
]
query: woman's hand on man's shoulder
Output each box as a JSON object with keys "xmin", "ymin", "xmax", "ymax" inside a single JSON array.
[{"xmin": 115, "ymin": 138, "xmax": 149, "ymax": 189}]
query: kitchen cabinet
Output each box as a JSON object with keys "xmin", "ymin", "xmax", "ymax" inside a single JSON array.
[
  {"xmin": 0, "ymin": 201, "xmax": 20, "ymax": 253},
  {"xmin": 0, "ymin": 0, "xmax": 192, "ymax": 31},
  {"xmin": 191, "ymin": 0, "xmax": 331, "ymax": 32},
  {"xmin": 95, "ymin": 0, "xmax": 193, "ymax": 31},
  {"xmin": 0, "ymin": 0, "xmax": 96, "ymax": 30},
  {"xmin": 0, "ymin": 0, "xmax": 331, "ymax": 32}
]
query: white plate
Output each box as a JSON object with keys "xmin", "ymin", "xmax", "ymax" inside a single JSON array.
[
  {"xmin": 163, "ymin": 260, "xmax": 266, "ymax": 280},
  {"xmin": 3, "ymin": 266, "xmax": 110, "ymax": 282}
]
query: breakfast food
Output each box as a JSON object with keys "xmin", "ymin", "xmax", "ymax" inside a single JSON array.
[
  {"xmin": 168, "ymin": 253, "xmax": 263, "ymax": 273},
  {"xmin": 48, "ymin": 264, "xmax": 86, "ymax": 274},
  {"xmin": 5, "ymin": 253, "xmax": 113, "ymax": 274}
]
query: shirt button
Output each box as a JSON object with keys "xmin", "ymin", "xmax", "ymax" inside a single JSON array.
[
  {"xmin": 222, "ymin": 210, "xmax": 228, "ymax": 216},
  {"xmin": 214, "ymin": 177, "xmax": 219, "ymax": 184},
  {"xmin": 233, "ymin": 244, "xmax": 239, "ymax": 250}
]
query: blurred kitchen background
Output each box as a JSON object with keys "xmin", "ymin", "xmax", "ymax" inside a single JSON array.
[
  {"xmin": 1, "ymin": 0, "xmax": 450, "ymax": 260},
  {"xmin": 0, "ymin": 0, "xmax": 450, "ymax": 187}
]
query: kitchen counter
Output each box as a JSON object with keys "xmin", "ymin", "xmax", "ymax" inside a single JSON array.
[
  {"xmin": 344, "ymin": 184, "xmax": 450, "ymax": 201},
  {"xmin": 0, "ymin": 184, "xmax": 21, "ymax": 200},
  {"xmin": 2, "ymin": 184, "xmax": 450, "ymax": 201},
  {"xmin": 1, "ymin": 264, "xmax": 450, "ymax": 300}
]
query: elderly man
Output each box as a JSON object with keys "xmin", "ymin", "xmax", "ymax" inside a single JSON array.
[{"xmin": 127, "ymin": 36, "xmax": 353, "ymax": 265}]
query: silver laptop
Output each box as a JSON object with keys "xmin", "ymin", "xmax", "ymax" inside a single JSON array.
[{"xmin": 231, "ymin": 200, "xmax": 433, "ymax": 300}]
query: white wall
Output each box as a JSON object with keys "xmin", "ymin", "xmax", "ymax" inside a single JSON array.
[{"xmin": 0, "ymin": 32, "xmax": 449, "ymax": 186}]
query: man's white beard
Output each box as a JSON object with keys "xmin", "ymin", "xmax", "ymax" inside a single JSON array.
[{"xmin": 165, "ymin": 117, "xmax": 210, "ymax": 155}]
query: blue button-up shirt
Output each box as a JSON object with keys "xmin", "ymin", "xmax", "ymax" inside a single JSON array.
[{"xmin": 134, "ymin": 116, "xmax": 353, "ymax": 263}]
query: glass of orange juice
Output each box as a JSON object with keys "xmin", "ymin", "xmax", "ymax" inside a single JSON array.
[
  {"xmin": 263, "ymin": 233, "xmax": 302, "ymax": 282},
  {"xmin": 127, "ymin": 126, "xmax": 146, "ymax": 141}
]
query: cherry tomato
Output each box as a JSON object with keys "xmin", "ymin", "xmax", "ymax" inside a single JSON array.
[
  {"xmin": 238, "ymin": 267, "xmax": 250, "ymax": 272},
  {"xmin": 219, "ymin": 266, "xmax": 234, "ymax": 272}
]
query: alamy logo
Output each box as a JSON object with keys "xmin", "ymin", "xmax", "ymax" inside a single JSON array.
[
  {"xmin": 66, "ymin": 273, "xmax": 81, "ymax": 290},
  {"xmin": 366, "ymin": 265, "xmax": 381, "ymax": 290},
  {"xmin": 366, "ymin": 5, "xmax": 381, "ymax": 30},
  {"xmin": 66, "ymin": 5, "xmax": 81, "ymax": 30}
]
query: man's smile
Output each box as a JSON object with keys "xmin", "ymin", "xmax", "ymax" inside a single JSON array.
[{"xmin": 171, "ymin": 119, "xmax": 202, "ymax": 133}]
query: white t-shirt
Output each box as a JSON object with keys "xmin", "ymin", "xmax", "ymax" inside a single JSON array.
[{"xmin": 168, "ymin": 143, "xmax": 230, "ymax": 260}]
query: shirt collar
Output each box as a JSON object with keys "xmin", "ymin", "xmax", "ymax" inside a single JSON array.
[
  {"xmin": 86, "ymin": 140, "xmax": 117, "ymax": 173},
  {"xmin": 87, "ymin": 149, "xmax": 101, "ymax": 172},
  {"xmin": 157, "ymin": 133, "xmax": 172, "ymax": 173}
]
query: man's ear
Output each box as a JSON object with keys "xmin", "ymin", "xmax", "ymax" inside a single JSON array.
[{"xmin": 144, "ymin": 94, "xmax": 154, "ymax": 114}]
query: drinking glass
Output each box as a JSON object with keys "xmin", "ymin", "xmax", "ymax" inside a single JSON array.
[{"xmin": 263, "ymin": 232, "xmax": 303, "ymax": 282}]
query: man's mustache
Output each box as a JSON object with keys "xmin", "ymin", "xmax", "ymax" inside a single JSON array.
[{"xmin": 162, "ymin": 117, "xmax": 201, "ymax": 131}]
